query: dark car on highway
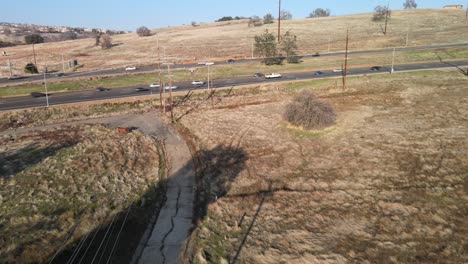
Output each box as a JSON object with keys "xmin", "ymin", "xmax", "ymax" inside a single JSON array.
[
  {"xmin": 31, "ymin": 92, "xmax": 48, "ymax": 97},
  {"xmin": 135, "ymin": 87, "xmax": 150, "ymax": 92},
  {"xmin": 312, "ymin": 52, "xmax": 320, "ymax": 57},
  {"xmin": 56, "ymin": 72, "xmax": 65, "ymax": 77},
  {"xmin": 96, "ymin": 87, "xmax": 110, "ymax": 91},
  {"xmin": 254, "ymin": 73, "xmax": 264, "ymax": 77},
  {"xmin": 370, "ymin": 66, "xmax": 383, "ymax": 71},
  {"xmin": 314, "ymin": 71, "xmax": 324, "ymax": 75},
  {"xmin": 227, "ymin": 59, "xmax": 235, "ymax": 63}
]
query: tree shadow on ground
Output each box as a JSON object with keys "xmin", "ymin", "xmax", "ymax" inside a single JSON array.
[
  {"xmin": 0, "ymin": 142, "xmax": 78, "ymax": 178},
  {"xmin": 27, "ymin": 144, "xmax": 247, "ymax": 264},
  {"xmin": 192, "ymin": 145, "xmax": 249, "ymax": 223},
  {"xmin": 437, "ymin": 55, "xmax": 468, "ymax": 76}
]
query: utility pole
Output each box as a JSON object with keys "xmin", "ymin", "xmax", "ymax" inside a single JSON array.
[
  {"xmin": 405, "ymin": 30, "xmax": 409, "ymax": 47},
  {"xmin": 157, "ymin": 42, "xmax": 164, "ymax": 112},
  {"xmin": 465, "ymin": 3, "xmax": 468, "ymax": 24},
  {"xmin": 61, "ymin": 54, "xmax": 65, "ymax": 72},
  {"xmin": 32, "ymin": 43, "xmax": 37, "ymax": 66},
  {"xmin": 7, "ymin": 59, "xmax": 12, "ymax": 77},
  {"xmin": 343, "ymin": 29, "xmax": 349, "ymax": 90},
  {"xmin": 43, "ymin": 66, "xmax": 49, "ymax": 107},
  {"xmin": 383, "ymin": 2, "xmax": 390, "ymax": 35},
  {"xmin": 391, "ymin": 48, "xmax": 395, "ymax": 74},
  {"xmin": 167, "ymin": 64, "xmax": 174, "ymax": 122},
  {"xmin": 277, "ymin": 0, "xmax": 281, "ymax": 43},
  {"xmin": 251, "ymin": 42, "xmax": 254, "ymax": 59},
  {"xmin": 207, "ymin": 64, "xmax": 210, "ymax": 90}
]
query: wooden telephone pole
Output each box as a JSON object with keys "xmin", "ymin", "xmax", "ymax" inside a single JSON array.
[
  {"xmin": 167, "ymin": 64, "xmax": 174, "ymax": 122},
  {"xmin": 157, "ymin": 42, "xmax": 164, "ymax": 112},
  {"xmin": 383, "ymin": 2, "xmax": 390, "ymax": 35},
  {"xmin": 343, "ymin": 30, "xmax": 349, "ymax": 90},
  {"xmin": 277, "ymin": 0, "xmax": 281, "ymax": 43}
]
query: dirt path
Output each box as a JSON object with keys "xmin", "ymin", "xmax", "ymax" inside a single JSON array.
[{"xmin": 1, "ymin": 112, "xmax": 195, "ymax": 264}]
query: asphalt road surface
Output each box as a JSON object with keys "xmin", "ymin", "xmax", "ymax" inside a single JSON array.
[
  {"xmin": 1, "ymin": 42, "xmax": 467, "ymax": 85},
  {"xmin": 1, "ymin": 60, "xmax": 467, "ymax": 111}
]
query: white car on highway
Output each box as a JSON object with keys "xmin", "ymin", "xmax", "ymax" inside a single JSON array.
[
  {"xmin": 149, "ymin": 83, "xmax": 160, "ymax": 88},
  {"xmin": 125, "ymin": 66, "xmax": 137, "ymax": 71},
  {"xmin": 192, "ymin": 80, "xmax": 205, "ymax": 86},
  {"xmin": 332, "ymin": 69, "xmax": 342, "ymax": 73},
  {"xmin": 164, "ymin": 85, "xmax": 178, "ymax": 90},
  {"xmin": 198, "ymin": 62, "xmax": 214, "ymax": 66},
  {"xmin": 265, "ymin": 73, "xmax": 282, "ymax": 79}
]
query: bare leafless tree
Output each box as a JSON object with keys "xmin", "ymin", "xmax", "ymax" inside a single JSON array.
[
  {"xmin": 403, "ymin": 0, "xmax": 417, "ymax": 9},
  {"xmin": 100, "ymin": 34, "xmax": 112, "ymax": 49}
]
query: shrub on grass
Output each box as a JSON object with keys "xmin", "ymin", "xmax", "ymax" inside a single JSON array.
[{"xmin": 284, "ymin": 89, "xmax": 336, "ymax": 129}]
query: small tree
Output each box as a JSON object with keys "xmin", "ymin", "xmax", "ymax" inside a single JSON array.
[
  {"xmin": 191, "ymin": 21, "xmax": 200, "ymax": 27},
  {"xmin": 281, "ymin": 31, "xmax": 301, "ymax": 63},
  {"xmin": 403, "ymin": 0, "xmax": 417, "ymax": 9},
  {"xmin": 24, "ymin": 34, "xmax": 44, "ymax": 44},
  {"xmin": 308, "ymin": 8, "xmax": 331, "ymax": 18},
  {"xmin": 63, "ymin": 31, "xmax": 78, "ymax": 40},
  {"xmin": 373, "ymin": 5, "xmax": 391, "ymax": 21},
  {"xmin": 100, "ymin": 34, "xmax": 112, "ymax": 49},
  {"xmin": 254, "ymin": 30, "xmax": 282, "ymax": 65},
  {"xmin": 248, "ymin": 16, "xmax": 263, "ymax": 27},
  {"xmin": 263, "ymin": 13, "xmax": 274, "ymax": 24},
  {"xmin": 94, "ymin": 31, "xmax": 102, "ymax": 46},
  {"xmin": 280, "ymin": 10, "xmax": 293, "ymax": 20},
  {"xmin": 216, "ymin": 16, "xmax": 234, "ymax": 22},
  {"xmin": 24, "ymin": 63, "xmax": 38, "ymax": 74},
  {"xmin": 136, "ymin": 26, "xmax": 151, "ymax": 37},
  {"xmin": 4, "ymin": 28, "xmax": 11, "ymax": 36},
  {"xmin": 284, "ymin": 90, "xmax": 336, "ymax": 130}
]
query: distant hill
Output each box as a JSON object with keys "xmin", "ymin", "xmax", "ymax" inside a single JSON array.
[
  {"xmin": 0, "ymin": 22, "xmax": 129, "ymax": 45},
  {"xmin": 1, "ymin": 8, "xmax": 467, "ymax": 76}
]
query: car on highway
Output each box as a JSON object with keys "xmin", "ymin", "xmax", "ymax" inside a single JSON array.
[
  {"xmin": 312, "ymin": 52, "xmax": 320, "ymax": 57},
  {"xmin": 192, "ymin": 80, "xmax": 205, "ymax": 86},
  {"xmin": 164, "ymin": 85, "xmax": 178, "ymax": 90},
  {"xmin": 149, "ymin": 83, "xmax": 160, "ymax": 88},
  {"xmin": 254, "ymin": 73, "xmax": 264, "ymax": 77},
  {"xmin": 125, "ymin": 66, "xmax": 137, "ymax": 71},
  {"xmin": 265, "ymin": 73, "xmax": 282, "ymax": 79},
  {"xmin": 314, "ymin": 71, "xmax": 324, "ymax": 75},
  {"xmin": 370, "ymin": 66, "xmax": 383, "ymax": 71},
  {"xmin": 332, "ymin": 69, "xmax": 342, "ymax": 73},
  {"xmin": 197, "ymin": 62, "xmax": 214, "ymax": 66},
  {"xmin": 135, "ymin": 87, "xmax": 149, "ymax": 92},
  {"xmin": 96, "ymin": 87, "xmax": 111, "ymax": 91},
  {"xmin": 8, "ymin": 75, "xmax": 22, "ymax": 80},
  {"xmin": 227, "ymin": 59, "xmax": 235, "ymax": 63},
  {"xmin": 31, "ymin": 92, "xmax": 48, "ymax": 97},
  {"xmin": 56, "ymin": 72, "xmax": 65, "ymax": 77}
]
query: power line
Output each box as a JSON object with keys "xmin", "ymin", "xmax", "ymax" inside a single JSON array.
[
  {"xmin": 105, "ymin": 204, "xmax": 133, "ymax": 264},
  {"xmin": 77, "ymin": 223, "xmax": 102, "ymax": 264},
  {"xmin": 66, "ymin": 230, "xmax": 92, "ymax": 264},
  {"xmin": 90, "ymin": 213, "xmax": 119, "ymax": 264}
]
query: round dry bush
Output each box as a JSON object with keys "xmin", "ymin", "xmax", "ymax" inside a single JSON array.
[{"xmin": 284, "ymin": 89, "xmax": 336, "ymax": 129}]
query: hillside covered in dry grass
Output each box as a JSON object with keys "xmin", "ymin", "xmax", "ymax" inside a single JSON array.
[
  {"xmin": 1, "ymin": 9, "xmax": 467, "ymax": 76},
  {"xmin": 176, "ymin": 70, "xmax": 468, "ymax": 263}
]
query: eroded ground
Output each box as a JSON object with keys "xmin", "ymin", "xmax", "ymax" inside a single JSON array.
[{"xmin": 180, "ymin": 70, "xmax": 468, "ymax": 263}]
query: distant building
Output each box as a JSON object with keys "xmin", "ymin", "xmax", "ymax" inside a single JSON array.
[{"xmin": 443, "ymin": 5, "xmax": 463, "ymax": 9}]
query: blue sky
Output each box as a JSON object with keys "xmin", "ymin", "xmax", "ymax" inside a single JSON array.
[{"xmin": 0, "ymin": 0, "xmax": 465, "ymax": 30}]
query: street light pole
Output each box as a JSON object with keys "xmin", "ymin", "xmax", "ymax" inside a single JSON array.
[{"xmin": 43, "ymin": 66, "xmax": 49, "ymax": 107}]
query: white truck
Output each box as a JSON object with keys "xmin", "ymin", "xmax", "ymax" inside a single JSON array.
[{"xmin": 265, "ymin": 73, "xmax": 282, "ymax": 79}]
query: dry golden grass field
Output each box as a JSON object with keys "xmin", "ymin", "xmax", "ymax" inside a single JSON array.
[
  {"xmin": 174, "ymin": 69, "xmax": 468, "ymax": 263},
  {"xmin": 0, "ymin": 125, "xmax": 163, "ymax": 263},
  {"xmin": 1, "ymin": 9, "xmax": 467, "ymax": 76}
]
